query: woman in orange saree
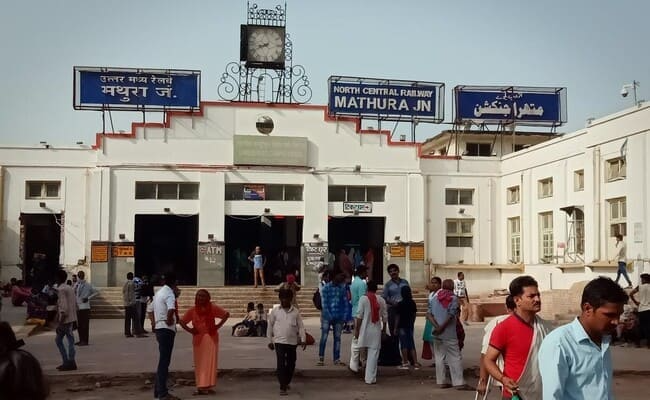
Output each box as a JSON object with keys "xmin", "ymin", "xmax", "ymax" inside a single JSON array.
[{"xmin": 180, "ymin": 289, "xmax": 230, "ymax": 396}]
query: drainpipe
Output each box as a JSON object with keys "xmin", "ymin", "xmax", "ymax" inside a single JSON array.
[
  {"xmin": 520, "ymin": 172, "xmax": 525, "ymax": 264},
  {"xmin": 594, "ymin": 147, "xmax": 601, "ymax": 261}
]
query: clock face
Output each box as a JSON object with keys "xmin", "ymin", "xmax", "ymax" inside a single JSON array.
[{"xmin": 245, "ymin": 25, "xmax": 286, "ymax": 68}]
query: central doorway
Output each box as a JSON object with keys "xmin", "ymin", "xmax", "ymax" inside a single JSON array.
[
  {"xmin": 134, "ymin": 214, "xmax": 198, "ymax": 285},
  {"xmin": 328, "ymin": 216, "xmax": 385, "ymax": 282},
  {"xmin": 225, "ymin": 215, "xmax": 303, "ymax": 285}
]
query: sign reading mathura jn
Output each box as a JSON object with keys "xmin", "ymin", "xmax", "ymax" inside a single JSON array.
[
  {"xmin": 328, "ymin": 76, "xmax": 445, "ymax": 123},
  {"xmin": 74, "ymin": 67, "xmax": 201, "ymax": 111},
  {"xmin": 233, "ymin": 135, "xmax": 308, "ymax": 167},
  {"xmin": 454, "ymin": 85, "xmax": 567, "ymax": 126}
]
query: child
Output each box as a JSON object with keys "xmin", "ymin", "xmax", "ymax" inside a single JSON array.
[
  {"xmin": 268, "ymin": 288, "xmax": 306, "ymax": 396},
  {"xmin": 394, "ymin": 285, "xmax": 420, "ymax": 369},
  {"xmin": 232, "ymin": 302, "xmax": 256, "ymax": 336},
  {"xmin": 255, "ymin": 303, "xmax": 268, "ymax": 337}
]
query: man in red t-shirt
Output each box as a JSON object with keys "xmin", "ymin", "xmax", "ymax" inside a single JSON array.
[{"xmin": 484, "ymin": 276, "xmax": 552, "ymax": 399}]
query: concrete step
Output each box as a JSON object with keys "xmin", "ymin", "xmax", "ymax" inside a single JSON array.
[{"xmin": 89, "ymin": 287, "xmax": 431, "ymax": 319}]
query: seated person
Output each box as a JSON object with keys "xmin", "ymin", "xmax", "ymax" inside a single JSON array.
[
  {"xmin": 2, "ymin": 278, "xmax": 17, "ymax": 297},
  {"xmin": 231, "ymin": 302, "xmax": 257, "ymax": 336},
  {"xmin": 254, "ymin": 303, "xmax": 268, "ymax": 336},
  {"xmin": 11, "ymin": 281, "xmax": 32, "ymax": 306}
]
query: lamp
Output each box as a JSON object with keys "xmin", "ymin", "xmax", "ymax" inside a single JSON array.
[
  {"xmin": 118, "ymin": 233, "xmax": 126, "ymax": 240},
  {"xmin": 39, "ymin": 202, "xmax": 46, "ymax": 208},
  {"xmin": 163, "ymin": 207, "xmax": 171, "ymax": 213},
  {"xmin": 459, "ymin": 208, "xmax": 465, "ymax": 214},
  {"xmin": 394, "ymin": 235, "xmax": 401, "ymax": 242},
  {"xmin": 207, "ymin": 233, "xmax": 215, "ymax": 240},
  {"xmin": 313, "ymin": 233, "xmax": 320, "ymax": 240},
  {"xmin": 264, "ymin": 208, "xmax": 271, "ymax": 213},
  {"xmin": 621, "ymin": 80, "xmax": 641, "ymax": 106},
  {"xmin": 354, "ymin": 165, "xmax": 361, "ymax": 173}
]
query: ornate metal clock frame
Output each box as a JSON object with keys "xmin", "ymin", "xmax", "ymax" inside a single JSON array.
[{"xmin": 217, "ymin": 2, "xmax": 312, "ymax": 104}]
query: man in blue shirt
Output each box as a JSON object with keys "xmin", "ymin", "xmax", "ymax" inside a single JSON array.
[
  {"xmin": 538, "ymin": 277, "xmax": 628, "ymax": 400},
  {"xmin": 318, "ymin": 272, "xmax": 348, "ymax": 366},
  {"xmin": 382, "ymin": 264, "xmax": 410, "ymax": 333}
]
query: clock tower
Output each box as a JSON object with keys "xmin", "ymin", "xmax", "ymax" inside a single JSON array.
[{"xmin": 218, "ymin": 2, "xmax": 311, "ymax": 104}]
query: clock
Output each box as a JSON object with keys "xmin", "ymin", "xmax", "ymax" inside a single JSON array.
[{"xmin": 240, "ymin": 25, "xmax": 286, "ymax": 69}]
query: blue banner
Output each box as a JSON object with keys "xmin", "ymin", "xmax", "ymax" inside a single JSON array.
[
  {"xmin": 455, "ymin": 88, "xmax": 564, "ymax": 125},
  {"xmin": 75, "ymin": 68, "xmax": 200, "ymax": 110},
  {"xmin": 328, "ymin": 77, "xmax": 444, "ymax": 122}
]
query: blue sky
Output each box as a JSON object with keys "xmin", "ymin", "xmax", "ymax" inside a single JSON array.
[{"xmin": 0, "ymin": 0, "xmax": 648, "ymax": 145}]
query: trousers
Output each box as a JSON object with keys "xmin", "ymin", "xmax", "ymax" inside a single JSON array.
[
  {"xmin": 275, "ymin": 343, "xmax": 297, "ymax": 390},
  {"xmin": 433, "ymin": 337, "xmax": 465, "ymax": 386}
]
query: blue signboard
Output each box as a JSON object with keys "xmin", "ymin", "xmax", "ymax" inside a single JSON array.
[
  {"xmin": 454, "ymin": 86, "xmax": 566, "ymax": 126},
  {"xmin": 328, "ymin": 76, "xmax": 444, "ymax": 122},
  {"xmin": 74, "ymin": 67, "xmax": 200, "ymax": 111}
]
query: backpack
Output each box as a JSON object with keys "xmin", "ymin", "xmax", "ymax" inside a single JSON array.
[{"xmin": 312, "ymin": 288, "xmax": 322, "ymax": 310}]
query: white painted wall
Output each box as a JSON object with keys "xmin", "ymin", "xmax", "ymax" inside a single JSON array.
[{"xmin": 2, "ymin": 102, "xmax": 650, "ymax": 292}]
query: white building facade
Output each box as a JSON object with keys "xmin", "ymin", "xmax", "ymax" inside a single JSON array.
[{"xmin": 1, "ymin": 102, "xmax": 649, "ymax": 291}]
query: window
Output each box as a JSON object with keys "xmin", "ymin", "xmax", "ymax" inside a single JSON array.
[
  {"xmin": 507, "ymin": 186, "xmax": 520, "ymax": 204},
  {"xmin": 508, "ymin": 217, "xmax": 521, "ymax": 263},
  {"xmin": 465, "ymin": 142, "xmax": 491, "ymax": 156},
  {"xmin": 25, "ymin": 181, "xmax": 61, "ymax": 199},
  {"xmin": 574, "ymin": 170, "xmax": 584, "ymax": 191},
  {"xmin": 446, "ymin": 219, "xmax": 474, "ymax": 247},
  {"xmin": 224, "ymin": 184, "xmax": 303, "ymax": 201},
  {"xmin": 538, "ymin": 178, "xmax": 553, "ymax": 198},
  {"xmin": 539, "ymin": 212, "xmax": 554, "ymax": 262},
  {"xmin": 135, "ymin": 182, "xmax": 199, "ymax": 200},
  {"xmin": 606, "ymin": 158, "xmax": 626, "ymax": 181},
  {"xmin": 445, "ymin": 189, "xmax": 473, "ymax": 205},
  {"xmin": 608, "ymin": 197, "xmax": 626, "ymax": 237},
  {"xmin": 327, "ymin": 186, "xmax": 386, "ymax": 202}
]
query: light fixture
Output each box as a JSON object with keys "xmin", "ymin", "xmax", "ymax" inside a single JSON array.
[
  {"xmin": 313, "ymin": 233, "xmax": 320, "ymax": 240},
  {"xmin": 207, "ymin": 233, "xmax": 215, "ymax": 240},
  {"xmin": 354, "ymin": 164, "xmax": 361, "ymax": 172},
  {"xmin": 118, "ymin": 233, "xmax": 126, "ymax": 240},
  {"xmin": 394, "ymin": 235, "xmax": 401, "ymax": 242},
  {"xmin": 76, "ymin": 141, "xmax": 84, "ymax": 145},
  {"xmin": 459, "ymin": 208, "xmax": 466, "ymax": 214},
  {"xmin": 39, "ymin": 201, "xmax": 46, "ymax": 208},
  {"xmin": 621, "ymin": 80, "xmax": 641, "ymax": 106},
  {"xmin": 264, "ymin": 208, "xmax": 271, "ymax": 213},
  {"xmin": 163, "ymin": 207, "xmax": 171, "ymax": 213}
]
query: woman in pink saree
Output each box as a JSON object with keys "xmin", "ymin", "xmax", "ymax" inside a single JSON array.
[{"xmin": 180, "ymin": 289, "xmax": 230, "ymax": 395}]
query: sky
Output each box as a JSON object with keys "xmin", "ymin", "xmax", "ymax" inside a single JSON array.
[{"xmin": 0, "ymin": 0, "xmax": 648, "ymax": 146}]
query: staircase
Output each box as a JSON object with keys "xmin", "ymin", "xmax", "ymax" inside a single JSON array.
[{"xmin": 90, "ymin": 286, "xmax": 432, "ymax": 319}]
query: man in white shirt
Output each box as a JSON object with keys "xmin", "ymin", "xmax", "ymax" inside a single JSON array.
[
  {"xmin": 152, "ymin": 273, "xmax": 179, "ymax": 400},
  {"xmin": 454, "ymin": 272, "xmax": 470, "ymax": 325},
  {"xmin": 74, "ymin": 271, "xmax": 98, "ymax": 346},
  {"xmin": 612, "ymin": 234, "xmax": 632, "ymax": 288},
  {"xmin": 477, "ymin": 295, "xmax": 515, "ymax": 396},
  {"xmin": 630, "ymin": 273, "xmax": 650, "ymax": 348},
  {"xmin": 268, "ymin": 288, "xmax": 306, "ymax": 396}
]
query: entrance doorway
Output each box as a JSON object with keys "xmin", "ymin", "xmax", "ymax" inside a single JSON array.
[
  {"xmin": 225, "ymin": 216, "xmax": 303, "ymax": 285},
  {"xmin": 20, "ymin": 213, "xmax": 62, "ymax": 288},
  {"xmin": 134, "ymin": 214, "xmax": 198, "ymax": 285},
  {"xmin": 328, "ymin": 216, "xmax": 385, "ymax": 282}
]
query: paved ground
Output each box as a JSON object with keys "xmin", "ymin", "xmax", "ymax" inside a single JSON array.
[{"xmin": 3, "ymin": 297, "xmax": 650, "ymax": 399}]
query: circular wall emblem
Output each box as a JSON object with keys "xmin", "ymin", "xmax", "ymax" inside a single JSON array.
[{"xmin": 256, "ymin": 115, "xmax": 274, "ymax": 134}]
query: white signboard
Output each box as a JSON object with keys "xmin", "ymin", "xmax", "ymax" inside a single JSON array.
[{"xmin": 343, "ymin": 202, "xmax": 372, "ymax": 213}]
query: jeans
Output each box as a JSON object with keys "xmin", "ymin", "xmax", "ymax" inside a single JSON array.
[
  {"xmin": 318, "ymin": 318, "xmax": 343, "ymax": 361},
  {"xmin": 76, "ymin": 309, "xmax": 90, "ymax": 344},
  {"xmin": 616, "ymin": 262, "xmax": 632, "ymax": 286},
  {"xmin": 55, "ymin": 322, "xmax": 76, "ymax": 364},
  {"xmin": 154, "ymin": 329, "xmax": 176, "ymax": 399},
  {"xmin": 275, "ymin": 343, "xmax": 297, "ymax": 390},
  {"xmin": 398, "ymin": 327, "xmax": 416, "ymax": 351}
]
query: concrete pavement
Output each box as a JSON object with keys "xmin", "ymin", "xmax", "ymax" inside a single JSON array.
[{"xmin": 3, "ymin": 296, "xmax": 649, "ymax": 378}]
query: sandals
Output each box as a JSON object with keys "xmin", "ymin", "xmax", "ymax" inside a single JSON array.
[
  {"xmin": 192, "ymin": 389, "xmax": 216, "ymax": 396},
  {"xmin": 454, "ymin": 384, "xmax": 475, "ymax": 391},
  {"xmin": 397, "ymin": 363, "xmax": 410, "ymax": 370}
]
